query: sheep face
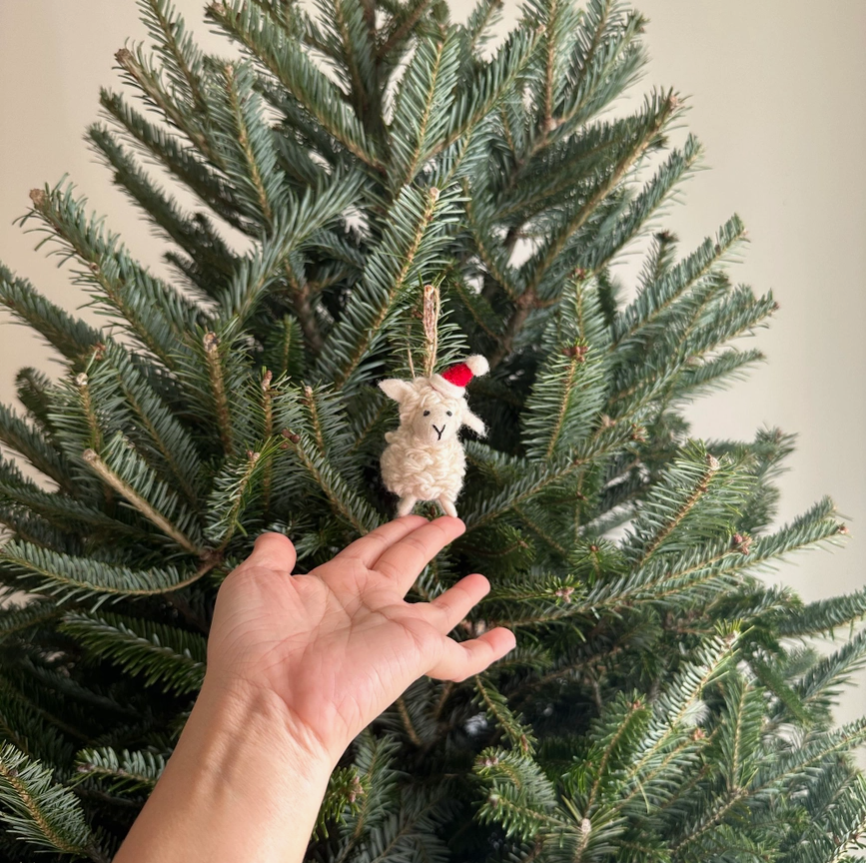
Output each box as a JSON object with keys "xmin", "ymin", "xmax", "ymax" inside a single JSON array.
[
  {"xmin": 379, "ymin": 376, "xmax": 488, "ymax": 443},
  {"xmin": 404, "ymin": 386, "xmax": 463, "ymax": 446}
]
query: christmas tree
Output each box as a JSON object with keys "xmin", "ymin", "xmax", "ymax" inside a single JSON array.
[{"xmin": 1, "ymin": 0, "xmax": 865, "ymax": 859}]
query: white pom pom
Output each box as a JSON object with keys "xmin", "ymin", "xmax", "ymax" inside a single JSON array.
[{"xmin": 464, "ymin": 355, "xmax": 489, "ymax": 376}]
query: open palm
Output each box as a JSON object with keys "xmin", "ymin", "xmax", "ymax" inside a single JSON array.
[{"xmin": 206, "ymin": 515, "xmax": 516, "ymax": 761}]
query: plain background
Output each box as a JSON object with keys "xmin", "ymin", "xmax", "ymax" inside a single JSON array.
[{"xmin": 0, "ymin": 1, "xmax": 864, "ymax": 750}]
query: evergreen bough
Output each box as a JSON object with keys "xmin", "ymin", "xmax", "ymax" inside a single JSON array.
[{"xmin": 0, "ymin": 0, "xmax": 863, "ymax": 859}]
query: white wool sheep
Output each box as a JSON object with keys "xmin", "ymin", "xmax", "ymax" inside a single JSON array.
[{"xmin": 378, "ymin": 356, "xmax": 489, "ymax": 518}]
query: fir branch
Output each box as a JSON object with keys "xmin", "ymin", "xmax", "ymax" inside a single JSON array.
[
  {"xmin": 87, "ymin": 125, "xmax": 235, "ymax": 300},
  {"xmin": 212, "ymin": 165, "xmax": 365, "ymax": 351},
  {"xmin": 100, "ymin": 341, "xmax": 204, "ymax": 508},
  {"xmin": 210, "ymin": 1, "xmax": 383, "ymax": 170},
  {"xmin": 583, "ymin": 496, "xmax": 846, "ymax": 616},
  {"xmin": 489, "ymin": 89, "xmax": 681, "ymax": 369},
  {"xmin": 719, "ymin": 673, "xmax": 765, "ymax": 791},
  {"xmin": 395, "ymin": 696, "xmax": 423, "ymax": 746},
  {"xmin": 0, "ymin": 541, "xmax": 220, "ymax": 607},
  {"xmin": 0, "ymin": 601, "xmax": 63, "ymax": 643},
  {"xmin": 22, "ymin": 184, "xmax": 201, "ymax": 372},
  {"xmin": 388, "ymin": 30, "xmax": 463, "ymax": 190},
  {"xmin": 463, "ymin": 421, "xmax": 635, "ymax": 532},
  {"xmin": 139, "ymin": 0, "xmax": 210, "ymax": 116},
  {"xmin": 473, "ymin": 747, "xmax": 569, "ymax": 838},
  {"xmin": 0, "ymin": 743, "xmax": 107, "ymax": 861},
  {"xmin": 81, "ymin": 444, "xmax": 202, "ymax": 556},
  {"xmin": 634, "ymin": 453, "xmax": 719, "ymax": 567},
  {"xmin": 278, "ymin": 386, "xmax": 379, "ymax": 534},
  {"xmin": 203, "ymin": 331, "xmax": 235, "ymax": 457},
  {"xmin": 460, "ymin": 0, "xmax": 505, "ymax": 57},
  {"xmin": 445, "ymin": 270, "xmax": 504, "ymax": 339},
  {"xmin": 0, "ymin": 669, "xmax": 92, "ymax": 745},
  {"xmin": 512, "ymin": 503, "xmax": 570, "ymax": 557},
  {"xmin": 612, "ymin": 214, "xmax": 749, "ymax": 349},
  {"xmin": 74, "ymin": 377, "xmax": 110, "ymax": 511},
  {"xmin": 473, "ymin": 674, "xmax": 537, "ymax": 755},
  {"xmin": 329, "ymin": 0, "xmax": 378, "ymax": 123},
  {"xmin": 792, "ymin": 631, "xmax": 866, "ymax": 719},
  {"xmin": 462, "ymin": 179, "xmax": 524, "ymax": 303},
  {"xmin": 13, "ymin": 367, "xmax": 60, "ymax": 445},
  {"xmin": 558, "ymin": 1, "xmax": 648, "ymax": 133},
  {"xmin": 582, "ymin": 694, "xmax": 650, "ymax": 815},
  {"xmin": 669, "ymin": 787, "xmax": 749, "ymax": 855},
  {"xmin": 113, "ymin": 44, "xmax": 219, "ymax": 166},
  {"xmin": 58, "ymin": 609, "xmax": 207, "ymax": 696},
  {"xmin": 0, "ymin": 264, "xmax": 105, "ymax": 370},
  {"xmin": 777, "ymin": 588, "xmax": 866, "ymax": 638},
  {"xmin": 0, "ymin": 465, "xmax": 145, "ymax": 540},
  {"xmin": 261, "ymin": 370, "xmax": 275, "ymax": 518},
  {"xmin": 204, "ymin": 435, "xmax": 285, "ymax": 550},
  {"xmin": 333, "ymin": 732, "xmax": 402, "ymax": 863},
  {"xmin": 748, "ymin": 655, "xmax": 812, "ymax": 726},
  {"xmin": 521, "ymin": 279, "xmax": 609, "ymax": 462},
  {"xmin": 620, "ymin": 633, "xmax": 738, "ymax": 803},
  {"xmin": 432, "ymin": 25, "xmax": 542, "ymax": 164},
  {"xmin": 315, "ymin": 184, "xmax": 457, "ymax": 392},
  {"xmin": 347, "ymin": 393, "xmax": 387, "ymax": 456},
  {"xmin": 71, "ymin": 746, "xmax": 165, "ymax": 795},
  {"xmin": 98, "ymin": 89, "xmax": 245, "ymax": 230},
  {"xmin": 377, "ymin": 0, "xmax": 435, "ymax": 60},
  {"xmin": 575, "ymin": 134, "xmax": 704, "ymax": 278},
  {"xmin": 219, "ymin": 62, "xmax": 279, "ymax": 223},
  {"xmin": 0, "ymin": 402, "xmax": 77, "ymax": 498}
]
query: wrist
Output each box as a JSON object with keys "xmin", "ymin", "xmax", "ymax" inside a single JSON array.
[
  {"xmin": 113, "ymin": 673, "xmax": 339, "ymax": 863},
  {"xmin": 196, "ymin": 672, "xmax": 343, "ymax": 773}
]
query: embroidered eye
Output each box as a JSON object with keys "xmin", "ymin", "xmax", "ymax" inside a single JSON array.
[
  {"xmin": 446, "ymin": 411, "xmax": 453, "ymax": 416},
  {"xmin": 423, "ymin": 410, "xmax": 430, "ymax": 416}
]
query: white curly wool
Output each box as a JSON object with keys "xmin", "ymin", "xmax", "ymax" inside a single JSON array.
[
  {"xmin": 378, "ymin": 359, "xmax": 488, "ymax": 518},
  {"xmin": 380, "ymin": 429, "xmax": 465, "ymax": 517}
]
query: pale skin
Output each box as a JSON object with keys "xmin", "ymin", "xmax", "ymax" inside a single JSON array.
[{"xmin": 112, "ymin": 515, "xmax": 516, "ymax": 863}]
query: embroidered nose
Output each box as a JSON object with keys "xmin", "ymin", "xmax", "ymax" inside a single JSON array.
[{"xmin": 432, "ymin": 423, "xmax": 444, "ymax": 439}]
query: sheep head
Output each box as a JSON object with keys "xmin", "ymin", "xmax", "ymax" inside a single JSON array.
[{"xmin": 379, "ymin": 376, "xmax": 487, "ymax": 445}]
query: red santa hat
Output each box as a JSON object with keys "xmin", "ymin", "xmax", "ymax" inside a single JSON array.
[{"xmin": 430, "ymin": 355, "xmax": 489, "ymax": 399}]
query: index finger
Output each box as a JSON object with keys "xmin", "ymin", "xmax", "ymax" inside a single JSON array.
[
  {"xmin": 370, "ymin": 516, "xmax": 466, "ymax": 595},
  {"xmin": 330, "ymin": 515, "xmax": 429, "ymax": 568}
]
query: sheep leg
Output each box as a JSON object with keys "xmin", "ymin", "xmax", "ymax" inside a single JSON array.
[
  {"xmin": 396, "ymin": 495, "xmax": 418, "ymax": 517},
  {"xmin": 438, "ymin": 495, "xmax": 458, "ymax": 518}
]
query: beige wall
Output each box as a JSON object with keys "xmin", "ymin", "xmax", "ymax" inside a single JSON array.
[{"xmin": 1, "ymin": 2, "xmax": 865, "ymax": 740}]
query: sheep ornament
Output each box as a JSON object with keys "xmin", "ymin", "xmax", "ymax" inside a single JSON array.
[{"xmin": 378, "ymin": 355, "xmax": 489, "ymax": 518}]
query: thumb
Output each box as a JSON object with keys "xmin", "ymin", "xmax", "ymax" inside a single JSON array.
[{"xmin": 246, "ymin": 531, "xmax": 297, "ymax": 574}]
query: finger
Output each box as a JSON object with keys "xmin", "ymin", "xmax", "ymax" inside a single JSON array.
[
  {"xmin": 371, "ymin": 516, "xmax": 466, "ymax": 596},
  {"xmin": 330, "ymin": 515, "xmax": 429, "ymax": 568},
  {"xmin": 426, "ymin": 627, "xmax": 517, "ymax": 682},
  {"xmin": 419, "ymin": 574, "xmax": 490, "ymax": 634},
  {"xmin": 241, "ymin": 531, "xmax": 297, "ymax": 575}
]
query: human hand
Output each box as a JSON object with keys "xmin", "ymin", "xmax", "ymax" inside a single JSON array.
[{"xmin": 205, "ymin": 515, "xmax": 516, "ymax": 763}]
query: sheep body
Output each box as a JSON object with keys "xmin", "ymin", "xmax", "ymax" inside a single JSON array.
[
  {"xmin": 380, "ymin": 427, "xmax": 465, "ymax": 502},
  {"xmin": 378, "ymin": 361, "xmax": 488, "ymax": 518}
]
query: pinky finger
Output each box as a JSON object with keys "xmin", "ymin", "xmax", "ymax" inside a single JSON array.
[{"xmin": 426, "ymin": 627, "xmax": 517, "ymax": 682}]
